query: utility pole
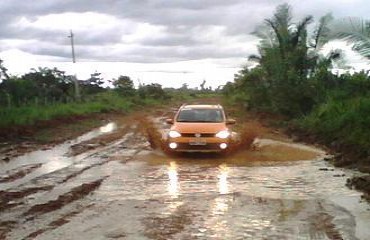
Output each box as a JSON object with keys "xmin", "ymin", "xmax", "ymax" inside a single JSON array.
[{"xmin": 68, "ymin": 30, "xmax": 80, "ymax": 100}]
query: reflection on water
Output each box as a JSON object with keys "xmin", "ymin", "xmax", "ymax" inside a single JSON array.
[
  {"xmin": 41, "ymin": 157, "xmax": 72, "ymax": 173},
  {"xmin": 99, "ymin": 122, "xmax": 117, "ymax": 133},
  {"xmin": 167, "ymin": 161, "xmax": 180, "ymax": 198},
  {"xmin": 217, "ymin": 164, "xmax": 229, "ymax": 194},
  {"xmin": 0, "ymin": 121, "xmax": 119, "ymax": 191},
  {"xmin": 212, "ymin": 197, "xmax": 229, "ymax": 215}
]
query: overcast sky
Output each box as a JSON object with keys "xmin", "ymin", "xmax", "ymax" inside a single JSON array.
[{"xmin": 0, "ymin": 0, "xmax": 369, "ymax": 88}]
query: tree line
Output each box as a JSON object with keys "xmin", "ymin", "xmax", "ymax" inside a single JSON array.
[
  {"xmin": 223, "ymin": 3, "xmax": 370, "ymax": 161},
  {"xmin": 0, "ymin": 62, "xmax": 170, "ymax": 108},
  {"xmin": 223, "ymin": 3, "xmax": 370, "ymax": 117}
]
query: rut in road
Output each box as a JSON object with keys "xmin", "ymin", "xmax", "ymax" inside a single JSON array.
[{"xmin": 0, "ymin": 116, "xmax": 151, "ymax": 239}]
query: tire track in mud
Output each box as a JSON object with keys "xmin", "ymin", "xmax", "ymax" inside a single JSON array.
[
  {"xmin": 0, "ymin": 221, "xmax": 16, "ymax": 240},
  {"xmin": 0, "ymin": 120, "xmax": 145, "ymax": 213},
  {"xmin": 0, "ymin": 115, "xmax": 153, "ymax": 239},
  {"xmin": 23, "ymin": 178, "xmax": 106, "ymax": 217},
  {"xmin": 68, "ymin": 113, "xmax": 150, "ymax": 156},
  {"xmin": 22, "ymin": 204, "xmax": 95, "ymax": 240},
  {"xmin": 4, "ymin": 177, "xmax": 107, "ymax": 240},
  {"xmin": 0, "ymin": 186, "xmax": 53, "ymax": 212},
  {"xmin": 0, "ymin": 159, "xmax": 109, "ymax": 213},
  {"xmin": 0, "ymin": 164, "xmax": 42, "ymax": 183}
]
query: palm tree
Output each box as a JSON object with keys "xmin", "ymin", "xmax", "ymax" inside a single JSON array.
[
  {"xmin": 329, "ymin": 17, "xmax": 370, "ymax": 60},
  {"xmin": 251, "ymin": 4, "xmax": 335, "ymax": 69},
  {"xmin": 246, "ymin": 3, "xmax": 341, "ymax": 115}
]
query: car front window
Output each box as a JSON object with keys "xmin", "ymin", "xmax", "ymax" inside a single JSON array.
[{"xmin": 177, "ymin": 109, "xmax": 224, "ymax": 122}]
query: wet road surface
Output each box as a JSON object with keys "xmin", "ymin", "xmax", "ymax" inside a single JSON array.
[{"xmin": 1, "ymin": 118, "xmax": 370, "ymax": 240}]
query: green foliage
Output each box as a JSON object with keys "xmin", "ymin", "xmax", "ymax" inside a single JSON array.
[
  {"xmin": 137, "ymin": 83, "xmax": 169, "ymax": 99},
  {"xmin": 80, "ymin": 71, "xmax": 105, "ymax": 95},
  {"xmin": 227, "ymin": 4, "xmax": 339, "ymax": 116},
  {"xmin": 0, "ymin": 67, "xmax": 75, "ymax": 107},
  {"xmin": 299, "ymin": 97, "xmax": 370, "ymax": 155},
  {"xmin": 0, "ymin": 90, "xmax": 170, "ymax": 128},
  {"xmin": 329, "ymin": 17, "xmax": 370, "ymax": 60},
  {"xmin": 113, "ymin": 75, "xmax": 136, "ymax": 97},
  {"xmin": 225, "ymin": 4, "xmax": 346, "ymax": 117},
  {"xmin": 223, "ymin": 4, "xmax": 370, "ymax": 160}
]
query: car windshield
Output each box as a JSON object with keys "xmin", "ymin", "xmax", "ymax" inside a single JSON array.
[{"xmin": 177, "ymin": 108, "xmax": 224, "ymax": 122}]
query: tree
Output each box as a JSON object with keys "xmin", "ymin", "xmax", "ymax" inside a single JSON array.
[
  {"xmin": 247, "ymin": 4, "xmax": 339, "ymax": 115},
  {"xmin": 200, "ymin": 80, "xmax": 206, "ymax": 91},
  {"xmin": 113, "ymin": 76, "xmax": 135, "ymax": 96},
  {"xmin": 81, "ymin": 71, "xmax": 105, "ymax": 95},
  {"xmin": 137, "ymin": 83, "xmax": 168, "ymax": 99},
  {"xmin": 180, "ymin": 83, "xmax": 188, "ymax": 91},
  {"xmin": 0, "ymin": 59, "xmax": 9, "ymax": 81},
  {"xmin": 21, "ymin": 67, "xmax": 74, "ymax": 103},
  {"xmin": 0, "ymin": 67, "xmax": 75, "ymax": 106}
]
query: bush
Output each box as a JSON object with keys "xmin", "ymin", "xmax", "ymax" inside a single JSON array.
[
  {"xmin": 299, "ymin": 96, "xmax": 370, "ymax": 154},
  {"xmin": 137, "ymin": 83, "xmax": 169, "ymax": 99}
]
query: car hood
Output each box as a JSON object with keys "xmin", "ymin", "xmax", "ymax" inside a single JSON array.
[{"xmin": 172, "ymin": 122, "xmax": 226, "ymax": 133}]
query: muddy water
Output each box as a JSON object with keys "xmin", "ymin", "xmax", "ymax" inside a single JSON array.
[
  {"xmin": 0, "ymin": 122, "xmax": 117, "ymax": 191},
  {"xmin": 1, "ymin": 120, "xmax": 370, "ymax": 240}
]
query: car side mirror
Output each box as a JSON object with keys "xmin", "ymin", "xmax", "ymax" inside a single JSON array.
[
  {"xmin": 166, "ymin": 118, "xmax": 174, "ymax": 125},
  {"xmin": 226, "ymin": 119, "xmax": 236, "ymax": 125}
]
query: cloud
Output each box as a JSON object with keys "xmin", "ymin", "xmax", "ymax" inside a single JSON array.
[
  {"xmin": 0, "ymin": 0, "xmax": 271, "ymax": 64},
  {"xmin": 1, "ymin": 0, "xmax": 370, "ymax": 87}
]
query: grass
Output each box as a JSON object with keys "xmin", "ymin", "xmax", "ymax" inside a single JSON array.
[
  {"xmin": 0, "ymin": 92, "xmax": 143, "ymax": 128},
  {"xmin": 0, "ymin": 90, "xmax": 217, "ymax": 129}
]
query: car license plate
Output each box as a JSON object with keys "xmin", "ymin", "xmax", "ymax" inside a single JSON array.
[{"xmin": 189, "ymin": 139, "xmax": 206, "ymax": 145}]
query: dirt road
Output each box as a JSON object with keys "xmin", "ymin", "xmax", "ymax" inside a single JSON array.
[{"xmin": 1, "ymin": 108, "xmax": 370, "ymax": 240}]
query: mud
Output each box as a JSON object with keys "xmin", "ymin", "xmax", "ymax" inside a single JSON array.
[
  {"xmin": 0, "ymin": 186, "xmax": 53, "ymax": 211},
  {"xmin": 24, "ymin": 178, "xmax": 105, "ymax": 217},
  {"xmin": 143, "ymin": 207, "xmax": 192, "ymax": 240},
  {"xmin": 347, "ymin": 176, "xmax": 370, "ymax": 201},
  {"xmin": 0, "ymin": 163, "xmax": 42, "ymax": 183},
  {"xmin": 0, "ymin": 104, "xmax": 370, "ymax": 239},
  {"xmin": 0, "ymin": 113, "xmax": 122, "ymax": 162}
]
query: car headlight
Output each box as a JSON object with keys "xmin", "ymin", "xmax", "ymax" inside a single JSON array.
[
  {"xmin": 215, "ymin": 130, "xmax": 230, "ymax": 139},
  {"xmin": 168, "ymin": 130, "xmax": 181, "ymax": 138}
]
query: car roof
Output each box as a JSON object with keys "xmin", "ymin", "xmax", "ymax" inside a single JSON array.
[{"xmin": 181, "ymin": 104, "xmax": 223, "ymax": 110}]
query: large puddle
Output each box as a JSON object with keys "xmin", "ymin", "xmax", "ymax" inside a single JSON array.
[{"xmin": 92, "ymin": 140, "xmax": 370, "ymax": 239}]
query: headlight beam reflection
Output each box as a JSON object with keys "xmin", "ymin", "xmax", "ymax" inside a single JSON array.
[
  {"xmin": 167, "ymin": 161, "xmax": 180, "ymax": 198},
  {"xmin": 218, "ymin": 164, "xmax": 229, "ymax": 195}
]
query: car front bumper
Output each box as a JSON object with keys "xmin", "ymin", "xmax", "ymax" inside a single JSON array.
[{"xmin": 167, "ymin": 137, "xmax": 229, "ymax": 152}]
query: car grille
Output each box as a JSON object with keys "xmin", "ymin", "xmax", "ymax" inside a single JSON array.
[
  {"xmin": 181, "ymin": 133, "xmax": 215, "ymax": 137},
  {"xmin": 176, "ymin": 143, "xmax": 221, "ymax": 151}
]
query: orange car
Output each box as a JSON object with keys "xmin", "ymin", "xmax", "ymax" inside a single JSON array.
[{"xmin": 165, "ymin": 104, "xmax": 235, "ymax": 152}]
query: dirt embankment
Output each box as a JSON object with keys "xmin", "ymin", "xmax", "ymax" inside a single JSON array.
[{"xmin": 284, "ymin": 125, "xmax": 370, "ymax": 171}]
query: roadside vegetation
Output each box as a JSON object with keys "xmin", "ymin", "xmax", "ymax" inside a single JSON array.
[
  {"xmin": 0, "ymin": 62, "xmax": 221, "ymax": 130},
  {"xmin": 223, "ymin": 3, "xmax": 370, "ymax": 168},
  {"xmin": 0, "ymin": 68, "xmax": 160, "ymax": 128}
]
